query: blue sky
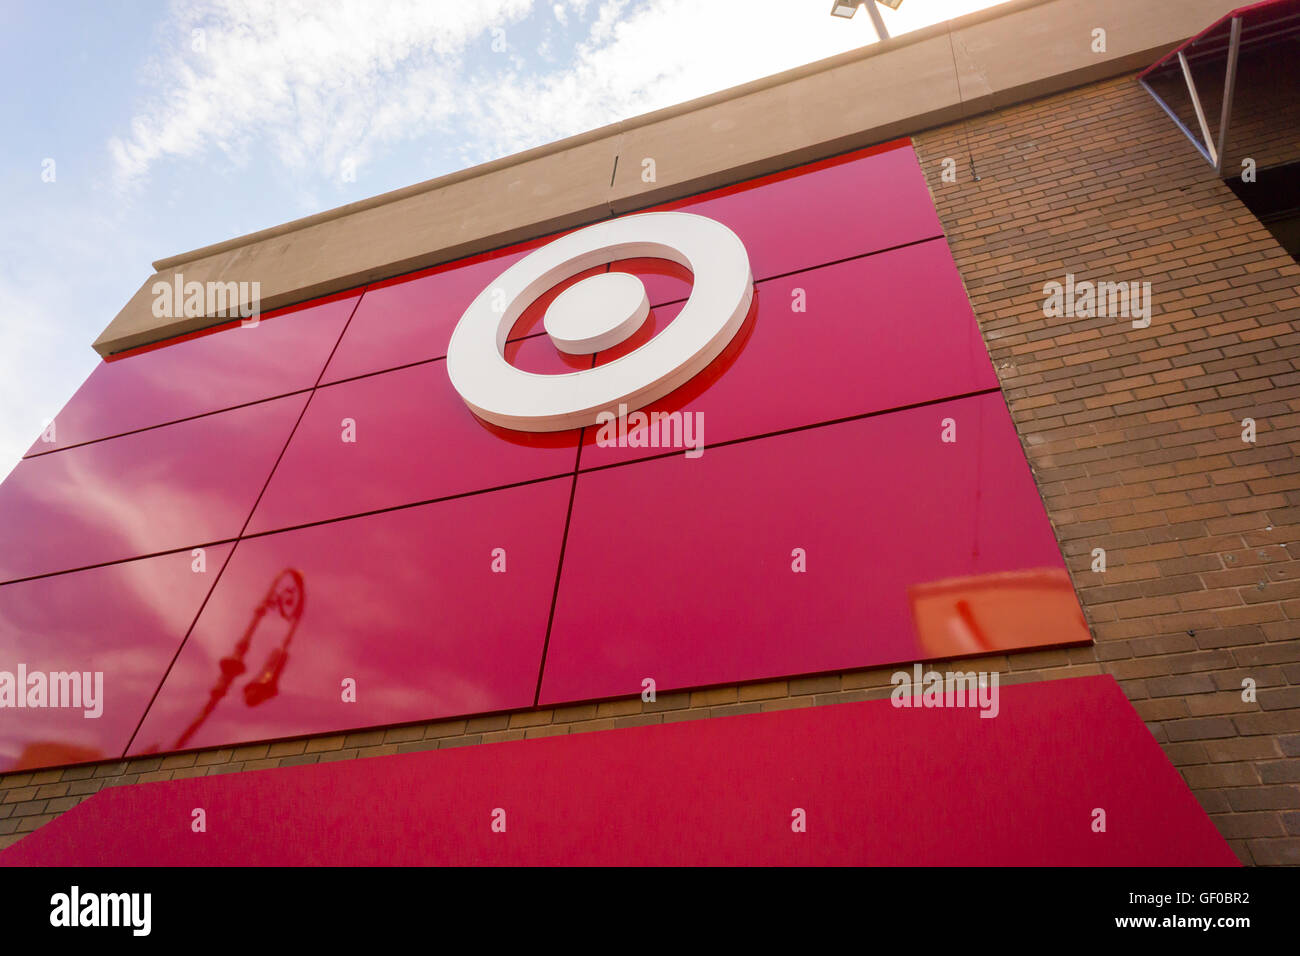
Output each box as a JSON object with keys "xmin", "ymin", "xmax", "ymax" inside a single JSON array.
[{"xmin": 0, "ymin": 0, "xmax": 1007, "ymax": 478}]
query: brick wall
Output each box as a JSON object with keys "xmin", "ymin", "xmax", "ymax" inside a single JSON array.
[
  {"xmin": 913, "ymin": 72, "xmax": 1300, "ymax": 866},
  {"xmin": 3, "ymin": 71, "xmax": 1297, "ymax": 865}
]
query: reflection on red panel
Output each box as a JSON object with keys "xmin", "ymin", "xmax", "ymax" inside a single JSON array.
[
  {"xmin": 4, "ymin": 677, "xmax": 1238, "ymax": 866},
  {"xmin": 0, "ymin": 395, "xmax": 307, "ymax": 584},
  {"xmin": 910, "ymin": 568, "xmax": 1091, "ymax": 657},
  {"xmin": 167, "ymin": 568, "xmax": 307, "ymax": 750},
  {"xmin": 26, "ymin": 293, "xmax": 358, "ymax": 456},
  {"xmin": 0, "ymin": 546, "xmax": 232, "ymax": 772},
  {"xmin": 320, "ymin": 236, "xmax": 566, "ymax": 385},
  {"xmin": 607, "ymin": 257, "xmax": 693, "ymax": 307},
  {"xmin": 583, "ymin": 240, "xmax": 998, "ymax": 468},
  {"xmin": 130, "ymin": 479, "xmax": 570, "ymax": 754},
  {"xmin": 644, "ymin": 140, "xmax": 943, "ymax": 281},
  {"xmin": 504, "ymin": 335, "xmax": 593, "ymax": 374},
  {"xmin": 247, "ymin": 353, "xmax": 580, "ymax": 534},
  {"xmin": 542, "ymin": 392, "xmax": 1085, "ymax": 705},
  {"xmin": 504, "ymin": 265, "xmax": 609, "ymax": 341}
]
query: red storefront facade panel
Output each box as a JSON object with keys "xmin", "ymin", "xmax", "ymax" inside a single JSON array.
[
  {"xmin": 319, "ymin": 140, "xmax": 941, "ymax": 390},
  {"xmin": 647, "ymin": 140, "xmax": 944, "ymax": 282},
  {"xmin": 319, "ymin": 244, "xmax": 606, "ymax": 386},
  {"xmin": 582, "ymin": 238, "xmax": 1000, "ymax": 468},
  {"xmin": 0, "ymin": 393, "xmax": 308, "ymax": 584},
  {"xmin": 0, "ymin": 546, "xmax": 232, "ymax": 773},
  {"xmin": 320, "ymin": 245, "xmax": 538, "ymax": 385},
  {"xmin": 543, "ymin": 392, "xmax": 1086, "ymax": 706},
  {"xmin": 247, "ymin": 347, "xmax": 582, "ymax": 535},
  {"xmin": 607, "ymin": 256, "xmax": 693, "ymax": 308},
  {"xmin": 0, "ymin": 139, "xmax": 1093, "ymax": 770},
  {"xmin": 1, "ymin": 677, "xmax": 1238, "ymax": 866},
  {"xmin": 25, "ymin": 292, "xmax": 358, "ymax": 456},
  {"xmin": 128, "ymin": 477, "xmax": 571, "ymax": 754}
]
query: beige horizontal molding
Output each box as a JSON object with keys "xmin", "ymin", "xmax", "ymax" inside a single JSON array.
[
  {"xmin": 94, "ymin": 0, "xmax": 1241, "ymax": 356},
  {"xmin": 103, "ymin": 138, "xmax": 618, "ymax": 355}
]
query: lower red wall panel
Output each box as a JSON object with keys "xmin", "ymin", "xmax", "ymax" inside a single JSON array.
[
  {"xmin": 0, "ymin": 675, "xmax": 1237, "ymax": 866},
  {"xmin": 542, "ymin": 392, "xmax": 1086, "ymax": 706}
]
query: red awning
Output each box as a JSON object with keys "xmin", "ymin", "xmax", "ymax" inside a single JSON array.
[
  {"xmin": 1139, "ymin": 0, "xmax": 1300, "ymax": 173},
  {"xmin": 1139, "ymin": 0, "xmax": 1300, "ymax": 79}
]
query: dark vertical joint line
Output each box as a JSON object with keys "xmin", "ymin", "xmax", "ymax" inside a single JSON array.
[
  {"xmin": 121, "ymin": 293, "xmax": 366, "ymax": 758},
  {"xmin": 121, "ymin": 542, "xmax": 241, "ymax": 757},
  {"xmin": 234, "ymin": 290, "xmax": 364, "ymax": 541},
  {"xmin": 532, "ymin": 352, "xmax": 595, "ymax": 706},
  {"xmin": 312, "ymin": 292, "xmax": 367, "ymax": 390},
  {"xmin": 533, "ymin": 440, "xmax": 582, "ymax": 708}
]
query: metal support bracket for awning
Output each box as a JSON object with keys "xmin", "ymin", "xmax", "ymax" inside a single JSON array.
[{"xmin": 1140, "ymin": 16, "xmax": 1243, "ymax": 174}]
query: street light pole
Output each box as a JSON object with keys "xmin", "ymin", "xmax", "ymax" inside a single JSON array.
[
  {"xmin": 863, "ymin": 1, "xmax": 890, "ymax": 39},
  {"xmin": 829, "ymin": 1, "xmax": 903, "ymax": 42}
]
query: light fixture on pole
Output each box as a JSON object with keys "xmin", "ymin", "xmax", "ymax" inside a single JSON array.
[{"xmin": 829, "ymin": 1, "xmax": 903, "ymax": 40}]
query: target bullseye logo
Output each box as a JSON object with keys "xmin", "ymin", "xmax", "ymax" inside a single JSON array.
[
  {"xmin": 544, "ymin": 271, "xmax": 650, "ymax": 355},
  {"xmin": 446, "ymin": 212, "xmax": 753, "ymax": 432}
]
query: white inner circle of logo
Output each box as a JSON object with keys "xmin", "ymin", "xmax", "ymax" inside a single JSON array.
[
  {"xmin": 543, "ymin": 271, "xmax": 649, "ymax": 355},
  {"xmin": 446, "ymin": 211, "xmax": 753, "ymax": 432}
]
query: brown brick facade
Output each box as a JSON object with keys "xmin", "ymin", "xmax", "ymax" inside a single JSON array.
[
  {"xmin": 3, "ymin": 71, "xmax": 1297, "ymax": 865},
  {"xmin": 914, "ymin": 73, "xmax": 1300, "ymax": 865}
]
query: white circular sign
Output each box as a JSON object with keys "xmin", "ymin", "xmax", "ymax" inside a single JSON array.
[
  {"xmin": 446, "ymin": 211, "xmax": 753, "ymax": 432},
  {"xmin": 543, "ymin": 271, "xmax": 649, "ymax": 355}
]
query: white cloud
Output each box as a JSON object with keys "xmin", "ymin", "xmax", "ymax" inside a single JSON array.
[
  {"xmin": 108, "ymin": 0, "xmax": 536, "ymax": 189},
  {"xmin": 465, "ymin": 0, "xmax": 888, "ymax": 159},
  {"xmin": 108, "ymin": 0, "xmax": 1010, "ymax": 191},
  {"xmin": 0, "ymin": 280, "xmax": 91, "ymax": 482},
  {"xmin": 108, "ymin": 0, "xmax": 897, "ymax": 189}
]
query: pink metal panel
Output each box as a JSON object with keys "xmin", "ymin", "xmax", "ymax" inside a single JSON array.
[
  {"xmin": 247, "ymin": 348, "xmax": 581, "ymax": 535},
  {"xmin": 543, "ymin": 391, "xmax": 1085, "ymax": 705},
  {"xmin": 0, "ymin": 140, "xmax": 1094, "ymax": 772},
  {"xmin": 583, "ymin": 239, "xmax": 999, "ymax": 468},
  {"xmin": 321, "ymin": 141, "xmax": 940, "ymax": 388},
  {"xmin": 321, "ymin": 249, "xmax": 530, "ymax": 385},
  {"xmin": 0, "ymin": 545, "xmax": 233, "ymax": 773},
  {"xmin": 607, "ymin": 257, "xmax": 693, "ymax": 307},
  {"xmin": 3, "ymin": 676, "xmax": 1238, "ymax": 866},
  {"xmin": 642, "ymin": 140, "xmax": 944, "ymax": 281},
  {"xmin": 504, "ymin": 334, "xmax": 594, "ymax": 375},
  {"xmin": 0, "ymin": 394, "xmax": 308, "ymax": 584},
  {"xmin": 502, "ymin": 265, "xmax": 611, "ymax": 341},
  {"xmin": 128, "ymin": 478, "xmax": 571, "ymax": 755},
  {"xmin": 319, "ymin": 236, "xmax": 591, "ymax": 385},
  {"xmin": 25, "ymin": 292, "xmax": 358, "ymax": 456}
]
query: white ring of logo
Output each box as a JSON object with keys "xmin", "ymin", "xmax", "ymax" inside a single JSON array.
[{"xmin": 446, "ymin": 211, "xmax": 753, "ymax": 432}]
